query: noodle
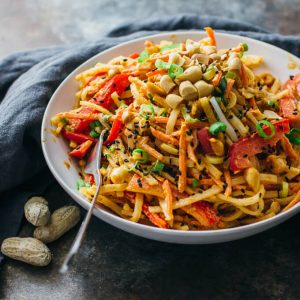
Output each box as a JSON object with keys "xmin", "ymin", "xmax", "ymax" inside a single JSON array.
[{"xmin": 51, "ymin": 28, "xmax": 300, "ymax": 230}]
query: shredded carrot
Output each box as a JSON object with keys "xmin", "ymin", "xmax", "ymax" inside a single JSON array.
[
  {"xmin": 142, "ymin": 202, "xmax": 170, "ymax": 228},
  {"xmin": 154, "ymin": 117, "xmax": 208, "ymax": 128},
  {"xmin": 139, "ymin": 137, "xmax": 164, "ymax": 161},
  {"xmin": 162, "ymin": 180, "xmax": 174, "ymax": 222},
  {"xmin": 187, "ymin": 178, "xmax": 214, "ymax": 186},
  {"xmin": 231, "ymin": 44, "xmax": 244, "ymax": 53},
  {"xmin": 281, "ymin": 135, "xmax": 298, "ymax": 160},
  {"xmin": 178, "ymin": 122, "xmax": 187, "ymax": 193},
  {"xmin": 289, "ymin": 182, "xmax": 300, "ymax": 193},
  {"xmin": 283, "ymin": 190, "xmax": 300, "ymax": 212},
  {"xmin": 224, "ymin": 170, "xmax": 232, "ymax": 198},
  {"xmin": 148, "ymin": 54, "xmax": 169, "ymax": 63},
  {"xmin": 57, "ymin": 112, "xmax": 99, "ymax": 120},
  {"xmin": 248, "ymin": 98, "xmax": 258, "ymax": 109},
  {"xmin": 188, "ymin": 122, "xmax": 210, "ymax": 129},
  {"xmin": 146, "ymin": 69, "xmax": 167, "ymax": 77},
  {"xmin": 240, "ymin": 63, "xmax": 249, "ymax": 87},
  {"xmin": 204, "ymin": 27, "xmax": 216, "ymax": 46},
  {"xmin": 150, "ymin": 127, "xmax": 179, "ymax": 146},
  {"xmin": 187, "ymin": 143, "xmax": 198, "ymax": 166},
  {"xmin": 128, "ymin": 52, "xmax": 140, "ymax": 59},
  {"xmin": 212, "ymin": 72, "xmax": 223, "ymax": 87},
  {"xmin": 212, "ymin": 177, "xmax": 224, "ymax": 188},
  {"xmin": 199, "ymin": 179, "xmax": 215, "ymax": 186},
  {"xmin": 144, "ymin": 40, "xmax": 153, "ymax": 47},
  {"xmin": 233, "ymin": 184, "xmax": 247, "ymax": 191},
  {"xmin": 225, "ymin": 78, "xmax": 235, "ymax": 99},
  {"xmin": 154, "ymin": 116, "xmax": 184, "ymax": 125},
  {"xmin": 171, "ymin": 130, "xmax": 181, "ymax": 137}
]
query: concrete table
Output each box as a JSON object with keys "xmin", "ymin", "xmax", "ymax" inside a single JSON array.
[{"xmin": 1, "ymin": 0, "xmax": 300, "ymax": 299}]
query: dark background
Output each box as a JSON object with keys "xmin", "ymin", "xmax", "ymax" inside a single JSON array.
[{"xmin": 1, "ymin": 0, "xmax": 300, "ymax": 299}]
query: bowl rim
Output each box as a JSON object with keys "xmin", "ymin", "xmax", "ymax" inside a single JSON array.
[{"xmin": 41, "ymin": 30, "xmax": 300, "ymax": 238}]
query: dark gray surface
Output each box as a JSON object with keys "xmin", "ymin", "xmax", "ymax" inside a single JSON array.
[
  {"xmin": 1, "ymin": 182, "xmax": 300, "ymax": 300},
  {"xmin": 1, "ymin": 1, "xmax": 300, "ymax": 299}
]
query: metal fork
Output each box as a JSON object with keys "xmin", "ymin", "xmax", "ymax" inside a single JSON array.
[{"xmin": 60, "ymin": 129, "xmax": 107, "ymax": 273}]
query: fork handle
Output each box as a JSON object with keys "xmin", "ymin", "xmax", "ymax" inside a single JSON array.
[
  {"xmin": 59, "ymin": 130, "xmax": 106, "ymax": 274},
  {"xmin": 59, "ymin": 182, "xmax": 101, "ymax": 273}
]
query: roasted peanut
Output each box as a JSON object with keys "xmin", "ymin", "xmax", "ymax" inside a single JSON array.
[
  {"xmin": 33, "ymin": 206, "xmax": 80, "ymax": 243},
  {"xmin": 165, "ymin": 94, "xmax": 184, "ymax": 109},
  {"xmin": 177, "ymin": 66, "xmax": 202, "ymax": 83},
  {"xmin": 160, "ymin": 75, "xmax": 176, "ymax": 93},
  {"xmin": 194, "ymin": 80, "xmax": 214, "ymax": 98},
  {"xmin": 179, "ymin": 81, "xmax": 198, "ymax": 100},
  {"xmin": 24, "ymin": 196, "xmax": 50, "ymax": 226},
  {"xmin": 1, "ymin": 237, "xmax": 51, "ymax": 267}
]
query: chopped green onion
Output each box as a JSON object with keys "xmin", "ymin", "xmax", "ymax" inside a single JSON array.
[
  {"xmin": 132, "ymin": 148, "xmax": 149, "ymax": 163},
  {"xmin": 286, "ymin": 128, "xmax": 300, "ymax": 145},
  {"xmin": 90, "ymin": 130, "xmax": 100, "ymax": 138},
  {"xmin": 215, "ymin": 97, "xmax": 222, "ymax": 104},
  {"xmin": 89, "ymin": 120, "xmax": 101, "ymax": 129},
  {"xmin": 209, "ymin": 121, "xmax": 227, "ymax": 135},
  {"xmin": 225, "ymin": 71, "xmax": 235, "ymax": 79},
  {"xmin": 181, "ymin": 106, "xmax": 198, "ymax": 123},
  {"xmin": 60, "ymin": 117, "xmax": 69, "ymax": 124},
  {"xmin": 138, "ymin": 50, "xmax": 150, "ymax": 63},
  {"xmin": 168, "ymin": 64, "xmax": 183, "ymax": 78},
  {"xmin": 155, "ymin": 59, "xmax": 170, "ymax": 69},
  {"xmin": 203, "ymin": 67, "xmax": 216, "ymax": 81},
  {"xmin": 239, "ymin": 52, "xmax": 244, "ymax": 58},
  {"xmin": 160, "ymin": 43, "xmax": 180, "ymax": 52},
  {"xmin": 192, "ymin": 179, "xmax": 199, "ymax": 188},
  {"xmin": 242, "ymin": 43, "xmax": 249, "ymax": 51},
  {"xmin": 267, "ymin": 100, "xmax": 279, "ymax": 111},
  {"xmin": 155, "ymin": 59, "xmax": 182, "ymax": 78},
  {"xmin": 279, "ymin": 182, "xmax": 289, "ymax": 198},
  {"xmin": 256, "ymin": 120, "xmax": 276, "ymax": 139},
  {"xmin": 152, "ymin": 161, "xmax": 165, "ymax": 174},
  {"xmin": 158, "ymin": 108, "xmax": 167, "ymax": 117},
  {"xmin": 139, "ymin": 104, "xmax": 155, "ymax": 120},
  {"xmin": 218, "ymin": 77, "xmax": 227, "ymax": 92},
  {"xmin": 76, "ymin": 179, "xmax": 90, "ymax": 190},
  {"xmin": 148, "ymin": 93, "xmax": 154, "ymax": 103},
  {"xmin": 108, "ymin": 145, "xmax": 115, "ymax": 152}
]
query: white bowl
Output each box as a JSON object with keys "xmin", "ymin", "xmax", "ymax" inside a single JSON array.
[{"xmin": 42, "ymin": 31, "xmax": 300, "ymax": 244}]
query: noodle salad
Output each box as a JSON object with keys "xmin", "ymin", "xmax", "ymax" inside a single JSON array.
[{"xmin": 51, "ymin": 28, "xmax": 300, "ymax": 230}]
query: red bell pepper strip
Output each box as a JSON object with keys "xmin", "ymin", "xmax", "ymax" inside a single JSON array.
[
  {"xmin": 62, "ymin": 129, "xmax": 96, "ymax": 144},
  {"xmin": 84, "ymin": 174, "xmax": 95, "ymax": 185},
  {"xmin": 68, "ymin": 119, "xmax": 91, "ymax": 133},
  {"xmin": 124, "ymin": 191, "xmax": 170, "ymax": 229},
  {"xmin": 181, "ymin": 201, "xmax": 220, "ymax": 227},
  {"xmin": 70, "ymin": 140, "xmax": 93, "ymax": 159},
  {"xmin": 198, "ymin": 128, "xmax": 214, "ymax": 155},
  {"xmin": 228, "ymin": 119, "xmax": 290, "ymax": 172},
  {"xmin": 67, "ymin": 108, "xmax": 98, "ymax": 133},
  {"xmin": 104, "ymin": 110, "xmax": 124, "ymax": 145},
  {"xmin": 280, "ymin": 74, "xmax": 300, "ymax": 121},
  {"xmin": 93, "ymin": 74, "xmax": 130, "ymax": 108},
  {"xmin": 128, "ymin": 52, "xmax": 140, "ymax": 59},
  {"xmin": 142, "ymin": 202, "xmax": 170, "ymax": 229}
]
